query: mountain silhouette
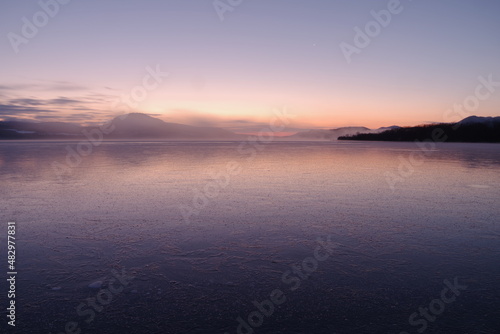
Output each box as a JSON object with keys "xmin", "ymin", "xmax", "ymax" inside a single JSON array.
[
  {"xmin": 338, "ymin": 116, "xmax": 500, "ymax": 143},
  {"xmin": 286, "ymin": 126, "xmax": 400, "ymax": 141},
  {"xmin": 1, "ymin": 113, "xmax": 498, "ymax": 142},
  {"xmin": 105, "ymin": 113, "xmax": 241, "ymax": 139},
  {"xmin": 0, "ymin": 113, "xmax": 244, "ymax": 140}
]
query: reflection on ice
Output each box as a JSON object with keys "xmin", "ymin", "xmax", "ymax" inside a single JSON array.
[{"xmin": 1, "ymin": 141, "xmax": 499, "ymax": 333}]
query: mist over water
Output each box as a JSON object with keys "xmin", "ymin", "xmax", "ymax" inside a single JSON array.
[{"xmin": 1, "ymin": 141, "xmax": 499, "ymax": 333}]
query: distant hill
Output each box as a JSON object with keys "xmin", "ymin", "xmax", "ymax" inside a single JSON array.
[
  {"xmin": 457, "ymin": 115, "xmax": 500, "ymax": 126},
  {"xmin": 3, "ymin": 113, "xmax": 497, "ymax": 142},
  {"xmin": 338, "ymin": 116, "xmax": 500, "ymax": 143},
  {"xmin": 0, "ymin": 113, "xmax": 245, "ymax": 140},
  {"xmin": 285, "ymin": 126, "xmax": 399, "ymax": 141},
  {"xmin": 105, "ymin": 113, "xmax": 241, "ymax": 139}
]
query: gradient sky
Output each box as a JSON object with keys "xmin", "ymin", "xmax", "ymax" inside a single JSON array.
[{"xmin": 1, "ymin": 0, "xmax": 499, "ymax": 132}]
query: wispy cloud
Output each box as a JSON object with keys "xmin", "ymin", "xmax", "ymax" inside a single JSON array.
[
  {"xmin": 0, "ymin": 92, "xmax": 118, "ymax": 123},
  {"xmin": 8, "ymin": 98, "xmax": 46, "ymax": 106},
  {"xmin": 0, "ymin": 104, "xmax": 57, "ymax": 115},
  {"xmin": 0, "ymin": 81, "xmax": 88, "ymax": 92},
  {"xmin": 0, "ymin": 83, "xmax": 308, "ymax": 132}
]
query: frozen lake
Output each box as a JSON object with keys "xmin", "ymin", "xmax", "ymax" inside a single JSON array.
[{"xmin": 1, "ymin": 140, "xmax": 499, "ymax": 333}]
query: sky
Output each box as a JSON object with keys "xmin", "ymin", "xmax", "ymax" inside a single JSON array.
[{"xmin": 0, "ymin": 0, "xmax": 499, "ymax": 133}]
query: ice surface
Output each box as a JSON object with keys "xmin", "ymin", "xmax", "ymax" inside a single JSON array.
[{"xmin": 0, "ymin": 141, "xmax": 499, "ymax": 333}]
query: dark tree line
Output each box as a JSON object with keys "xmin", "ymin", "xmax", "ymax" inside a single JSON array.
[{"xmin": 338, "ymin": 122, "xmax": 500, "ymax": 143}]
